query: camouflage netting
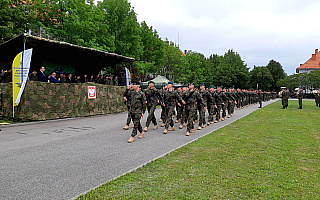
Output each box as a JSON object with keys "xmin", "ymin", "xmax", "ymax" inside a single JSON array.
[{"xmin": 0, "ymin": 82, "xmax": 127, "ymax": 122}]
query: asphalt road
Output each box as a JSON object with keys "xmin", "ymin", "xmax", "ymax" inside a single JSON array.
[{"xmin": 0, "ymin": 99, "xmax": 278, "ymax": 200}]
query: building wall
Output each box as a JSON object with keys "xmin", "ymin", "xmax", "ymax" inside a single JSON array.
[
  {"xmin": 0, "ymin": 82, "xmax": 127, "ymax": 121},
  {"xmin": 297, "ymin": 68, "xmax": 320, "ymax": 73}
]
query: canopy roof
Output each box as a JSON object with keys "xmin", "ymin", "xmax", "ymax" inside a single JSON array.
[
  {"xmin": 141, "ymin": 75, "xmax": 181, "ymax": 89},
  {"xmin": 0, "ymin": 34, "xmax": 134, "ymax": 75}
]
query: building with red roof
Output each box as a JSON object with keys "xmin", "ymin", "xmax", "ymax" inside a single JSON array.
[{"xmin": 296, "ymin": 49, "xmax": 320, "ymax": 73}]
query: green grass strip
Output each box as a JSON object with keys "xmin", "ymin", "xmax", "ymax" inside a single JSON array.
[{"xmin": 78, "ymin": 100, "xmax": 320, "ymax": 199}]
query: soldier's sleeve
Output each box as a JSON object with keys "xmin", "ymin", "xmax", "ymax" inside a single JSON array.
[
  {"xmin": 196, "ymin": 92, "xmax": 206, "ymax": 107},
  {"xmin": 141, "ymin": 92, "xmax": 147, "ymax": 113}
]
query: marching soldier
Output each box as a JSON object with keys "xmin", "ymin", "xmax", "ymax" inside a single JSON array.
[
  {"xmin": 258, "ymin": 89, "xmax": 263, "ymax": 108},
  {"xmin": 297, "ymin": 88, "xmax": 303, "ymax": 109},
  {"xmin": 197, "ymin": 84, "xmax": 209, "ymax": 130},
  {"xmin": 162, "ymin": 82, "xmax": 185, "ymax": 134},
  {"xmin": 143, "ymin": 81, "xmax": 160, "ymax": 132},
  {"xmin": 207, "ymin": 86, "xmax": 217, "ymax": 125},
  {"xmin": 184, "ymin": 83, "xmax": 204, "ymax": 136},
  {"xmin": 127, "ymin": 82, "xmax": 147, "ymax": 143}
]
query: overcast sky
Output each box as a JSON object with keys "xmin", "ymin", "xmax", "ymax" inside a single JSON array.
[{"xmin": 124, "ymin": 0, "xmax": 320, "ymax": 75}]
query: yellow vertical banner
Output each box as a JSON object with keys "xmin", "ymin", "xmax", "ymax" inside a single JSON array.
[
  {"xmin": 12, "ymin": 48, "xmax": 33, "ymax": 106},
  {"xmin": 12, "ymin": 52, "xmax": 22, "ymax": 106}
]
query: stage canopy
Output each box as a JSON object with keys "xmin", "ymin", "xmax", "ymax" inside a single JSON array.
[{"xmin": 0, "ymin": 34, "xmax": 134, "ymax": 76}]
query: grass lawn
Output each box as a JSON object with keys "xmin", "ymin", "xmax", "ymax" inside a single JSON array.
[{"xmin": 78, "ymin": 100, "xmax": 319, "ymax": 199}]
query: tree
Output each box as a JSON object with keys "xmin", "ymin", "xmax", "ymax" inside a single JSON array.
[
  {"xmin": 250, "ymin": 66, "xmax": 274, "ymax": 91},
  {"xmin": 266, "ymin": 59, "xmax": 286, "ymax": 90},
  {"xmin": 98, "ymin": 0, "xmax": 142, "ymax": 59},
  {"xmin": 0, "ymin": 0, "xmax": 37, "ymax": 43}
]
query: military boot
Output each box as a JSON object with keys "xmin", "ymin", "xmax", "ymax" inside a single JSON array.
[
  {"xmin": 153, "ymin": 125, "xmax": 158, "ymax": 130},
  {"xmin": 161, "ymin": 123, "xmax": 165, "ymax": 127},
  {"xmin": 143, "ymin": 127, "xmax": 148, "ymax": 132},
  {"xmin": 138, "ymin": 132, "xmax": 145, "ymax": 139},
  {"xmin": 163, "ymin": 129, "xmax": 168, "ymax": 134},
  {"xmin": 186, "ymin": 132, "xmax": 190, "ymax": 136},
  {"xmin": 159, "ymin": 119, "xmax": 163, "ymax": 122},
  {"xmin": 190, "ymin": 128, "xmax": 195, "ymax": 133},
  {"xmin": 169, "ymin": 127, "xmax": 175, "ymax": 131},
  {"xmin": 123, "ymin": 125, "xmax": 129, "ymax": 130},
  {"xmin": 128, "ymin": 137, "xmax": 135, "ymax": 143},
  {"xmin": 202, "ymin": 124, "xmax": 207, "ymax": 128},
  {"xmin": 197, "ymin": 126, "xmax": 202, "ymax": 130},
  {"xmin": 179, "ymin": 124, "xmax": 183, "ymax": 129},
  {"xmin": 227, "ymin": 115, "xmax": 231, "ymax": 118}
]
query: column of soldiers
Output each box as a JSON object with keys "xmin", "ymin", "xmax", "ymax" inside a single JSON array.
[{"xmin": 123, "ymin": 81, "xmax": 276, "ymax": 143}]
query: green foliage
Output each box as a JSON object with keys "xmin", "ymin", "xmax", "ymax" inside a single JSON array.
[
  {"xmin": 277, "ymin": 70, "xmax": 320, "ymax": 91},
  {"xmin": 98, "ymin": 0, "xmax": 142, "ymax": 59},
  {"xmin": 0, "ymin": 0, "xmax": 37, "ymax": 43},
  {"xmin": 266, "ymin": 59, "xmax": 287, "ymax": 90},
  {"xmin": 250, "ymin": 66, "xmax": 274, "ymax": 90}
]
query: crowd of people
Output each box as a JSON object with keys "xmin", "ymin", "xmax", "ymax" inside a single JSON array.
[
  {"xmin": 28, "ymin": 66, "xmax": 120, "ymax": 85},
  {"xmin": 122, "ymin": 81, "xmax": 277, "ymax": 143},
  {"xmin": 0, "ymin": 66, "xmax": 120, "ymax": 85}
]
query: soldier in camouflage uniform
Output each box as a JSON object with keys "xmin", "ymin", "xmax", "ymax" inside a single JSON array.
[
  {"xmin": 226, "ymin": 88, "xmax": 236, "ymax": 118},
  {"xmin": 220, "ymin": 87, "xmax": 229, "ymax": 121},
  {"xmin": 207, "ymin": 86, "xmax": 217, "ymax": 125},
  {"xmin": 123, "ymin": 82, "xmax": 134, "ymax": 130},
  {"xmin": 159, "ymin": 85, "xmax": 168, "ymax": 126},
  {"xmin": 212, "ymin": 87, "xmax": 223, "ymax": 123},
  {"xmin": 197, "ymin": 84, "xmax": 210, "ymax": 129},
  {"xmin": 297, "ymin": 88, "xmax": 303, "ymax": 109},
  {"xmin": 184, "ymin": 83, "xmax": 205, "ymax": 136},
  {"xmin": 162, "ymin": 82, "xmax": 185, "ymax": 134},
  {"xmin": 143, "ymin": 81, "xmax": 161, "ymax": 132},
  {"xmin": 258, "ymin": 89, "xmax": 263, "ymax": 108},
  {"xmin": 127, "ymin": 82, "xmax": 147, "ymax": 143},
  {"xmin": 179, "ymin": 85, "xmax": 189, "ymax": 129},
  {"xmin": 176, "ymin": 86, "xmax": 183, "ymax": 123}
]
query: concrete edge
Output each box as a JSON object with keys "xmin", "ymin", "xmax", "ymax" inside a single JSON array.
[{"xmin": 70, "ymin": 99, "xmax": 279, "ymax": 200}]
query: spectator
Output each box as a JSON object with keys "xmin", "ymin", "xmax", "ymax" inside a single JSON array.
[
  {"xmin": 109, "ymin": 75, "xmax": 114, "ymax": 85},
  {"xmin": 37, "ymin": 66, "xmax": 47, "ymax": 82},
  {"xmin": 74, "ymin": 75, "xmax": 82, "ymax": 83},
  {"xmin": 49, "ymin": 72, "xmax": 60, "ymax": 83},
  {"xmin": 59, "ymin": 73, "xmax": 66, "ymax": 83},
  {"xmin": 89, "ymin": 75, "xmax": 94, "ymax": 82},
  {"xmin": 66, "ymin": 73, "xmax": 73, "ymax": 83},
  {"xmin": 28, "ymin": 71, "xmax": 38, "ymax": 81},
  {"xmin": 114, "ymin": 76, "xmax": 118, "ymax": 86},
  {"xmin": 94, "ymin": 74, "xmax": 100, "ymax": 83},
  {"xmin": 0, "ymin": 69, "xmax": 12, "ymax": 83},
  {"xmin": 82, "ymin": 74, "xmax": 89, "ymax": 83}
]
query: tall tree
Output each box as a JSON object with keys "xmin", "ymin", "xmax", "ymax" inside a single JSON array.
[
  {"xmin": 98, "ymin": 0, "xmax": 142, "ymax": 59},
  {"xmin": 0, "ymin": 0, "xmax": 37, "ymax": 43},
  {"xmin": 266, "ymin": 59, "xmax": 286, "ymax": 90},
  {"xmin": 250, "ymin": 66, "xmax": 274, "ymax": 90}
]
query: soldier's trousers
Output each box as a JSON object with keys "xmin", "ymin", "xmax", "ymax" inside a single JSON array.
[
  {"xmin": 227, "ymin": 102, "xmax": 234, "ymax": 115},
  {"xmin": 126, "ymin": 105, "xmax": 132, "ymax": 125},
  {"xmin": 165, "ymin": 104, "xmax": 175, "ymax": 129},
  {"xmin": 146, "ymin": 103, "xmax": 157, "ymax": 127},
  {"xmin": 186, "ymin": 108, "xmax": 195, "ymax": 132},
  {"xmin": 176, "ymin": 105, "xmax": 183, "ymax": 121},
  {"xmin": 259, "ymin": 100, "xmax": 262, "ymax": 108},
  {"xmin": 180, "ymin": 107, "xmax": 187, "ymax": 125},
  {"xmin": 208, "ymin": 103, "xmax": 215, "ymax": 122},
  {"xmin": 131, "ymin": 113, "xmax": 143, "ymax": 137},
  {"xmin": 160, "ymin": 105, "xmax": 166, "ymax": 122},
  {"xmin": 222, "ymin": 103, "xmax": 227, "ymax": 118},
  {"xmin": 197, "ymin": 105, "xmax": 206, "ymax": 126},
  {"xmin": 299, "ymin": 98, "xmax": 303, "ymax": 107},
  {"xmin": 215, "ymin": 105, "xmax": 222, "ymax": 121}
]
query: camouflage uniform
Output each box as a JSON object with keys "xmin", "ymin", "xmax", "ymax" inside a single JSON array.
[
  {"xmin": 162, "ymin": 89, "xmax": 183, "ymax": 130},
  {"xmin": 212, "ymin": 91, "xmax": 223, "ymax": 121},
  {"xmin": 258, "ymin": 90, "xmax": 263, "ymax": 108},
  {"xmin": 298, "ymin": 90, "xmax": 303, "ymax": 109},
  {"xmin": 184, "ymin": 90, "xmax": 204, "ymax": 132},
  {"xmin": 198, "ymin": 89, "xmax": 212, "ymax": 127},
  {"xmin": 129, "ymin": 90, "xmax": 146, "ymax": 137},
  {"xmin": 145, "ymin": 87, "xmax": 160, "ymax": 128},
  {"xmin": 207, "ymin": 90, "xmax": 216, "ymax": 123}
]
